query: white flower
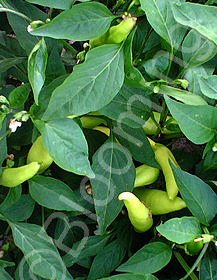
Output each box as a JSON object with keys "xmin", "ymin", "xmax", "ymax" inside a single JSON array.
[{"xmin": 9, "ymin": 119, "xmax": 22, "ymax": 132}]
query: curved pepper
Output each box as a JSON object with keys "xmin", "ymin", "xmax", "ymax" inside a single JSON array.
[
  {"xmin": 93, "ymin": 126, "xmax": 111, "ymax": 136},
  {"xmin": 0, "ymin": 162, "xmax": 40, "ymax": 187},
  {"xmin": 119, "ymin": 191, "xmax": 153, "ymax": 233},
  {"xmin": 27, "ymin": 135, "xmax": 53, "ymax": 174},
  {"xmin": 133, "ymin": 187, "xmax": 186, "ymax": 215},
  {"xmin": 153, "ymin": 143, "xmax": 180, "ymax": 200},
  {"xmin": 134, "ymin": 164, "xmax": 159, "ymax": 188}
]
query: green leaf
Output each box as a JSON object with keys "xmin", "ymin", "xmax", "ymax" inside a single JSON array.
[
  {"xmin": 6, "ymin": 0, "xmax": 47, "ymax": 54},
  {"xmin": 140, "ymin": 0, "xmax": 186, "ymax": 50},
  {"xmin": 90, "ymin": 137, "xmax": 135, "ymax": 234},
  {"xmin": 37, "ymin": 74, "xmax": 69, "ymax": 118},
  {"xmin": 0, "ymin": 57, "xmax": 26, "ymax": 73},
  {"xmin": 143, "ymin": 51, "xmax": 169, "ymax": 79},
  {"xmin": 0, "ymin": 113, "xmax": 6, "ymax": 131},
  {"xmin": 63, "ymin": 235, "xmax": 109, "ymax": 268},
  {"xmin": 157, "ymin": 217, "xmax": 202, "ymax": 244},
  {"xmin": 26, "ymin": 0, "xmax": 75, "ymax": 9},
  {"xmin": 165, "ymin": 96, "xmax": 217, "ymax": 144},
  {"xmin": 42, "ymin": 118, "xmax": 94, "ymax": 178},
  {"xmin": 160, "ymin": 85, "xmax": 208, "ymax": 105},
  {"xmin": 0, "ymin": 269, "xmax": 13, "ymax": 280},
  {"xmin": 0, "ymin": 32, "xmax": 28, "ymax": 81},
  {"xmin": 9, "ymin": 222, "xmax": 73, "ymax": 280},
  {"xmin": 15, "ymin": 260, "xmax": 45, "ymax": 280},
  {"xmin": 54, "ymin": 215, "xmax": 91, "ymax": 252},
  {"xmin": 8, "ymin": 83, "xmax": 30, "ymax": 108},
  {"xmin": 198, "ymin": 75, "xmax": 217, "ymax": 100},
  {"xmin": 28, "ymin": 38, "xmax": 48, "ymax": 105},
  {"xmin": 99, "ymin": 274, "xmax": 158, "ymax": 280},
  {"xmin": 88, "ymin": 239, "xmax": 127, "ymax": 280},
  {"xmin": 116, "ymin": 242, "xmax": 172, "ymax": 274},
  {"xmin": 29, "ymin": 2, "xmax": 115, "ymax": 41},
  {"xmin": 200, "ymin": 150, "xmax": 217, "ymax": 173},
  {"xmin": 43, "ymin": 44, "xmax": 124, "ymax": 119},
  {"xmin": 0, "ymin": 194, "xmax": 35, "ymax": 222},
  {"xmin": 172, "ymin": 2, "xmax": 217, "ymax": 46},
  {"xmin": 0, "ymin": 0, "xmax": 30, "ymax": 21},
  {"xmin": 171, "ymin": 163, "xmax": 217, "ymax": 225},
  {"xmin": 29, "ymin": 175, "xmax": 86, "ymax": 211},
  {"xmin": 84, "ymin": 128, "xmax": 108, "ymax": 159},
  {"xmin": 210, "ymin": 223, "xmax": 217, "ymax": 237},
  {"xmin": 184, "ymin": 66, "xmax": 215, "ymax": 101},
  {"xmin": 113, "ymin": 123, "xmax": 160, "ymax": 168},
  {"xmin": 0, "ymin": 260, "xmax": 15, "ymax": 269},
  {"xmin": 45, "ymin": 46, "xmax": 66, "ymax": 85},
  {"xmin": 199, "ymin": 251, "xmax": 217, "ymax": 280},
  {"xmin": 124, "ymin": 28, "xmax": 146, "ymax": 88},
  {"xmin": 100, "ymin": 83, "xmax": 152, "ymax": 128},
  {"xmin": 132, "ymin": 16, "xmax": 153, "ymax": 58},
  {"xmin": 0, "ymin": 186, "xmax": 21, "ymax": 211},
  {"xmin": 182, "ymin": 30, "xmax": 217, "ymax": 70}
]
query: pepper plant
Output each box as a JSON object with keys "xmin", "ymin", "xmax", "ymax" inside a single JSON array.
[{"xmin": 0, "ymin": 0, "xmax": 217, "ymax": 279}]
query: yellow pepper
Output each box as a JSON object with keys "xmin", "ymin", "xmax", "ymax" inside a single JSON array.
[{"xmin": 119, "ymin": 191, "xmax": 153, "ymax": 232}]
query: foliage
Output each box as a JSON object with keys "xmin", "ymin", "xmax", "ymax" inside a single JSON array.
[{"xmin": 0, "ymin": 0, "xmax": 217, "ymax": 279}]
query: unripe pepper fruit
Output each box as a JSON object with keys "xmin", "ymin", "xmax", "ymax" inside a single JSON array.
[
  {"xmin": 89, "ymin": 14, "xmax": 137, "ymax": 49},
  {"xmin": 0, "ymin": 162, "xmax": 40, "ymax": 187},
  {"xmin": 119, "ymin": 191, "xmax": 153, "ymax": 233},
  {"xmin": 27, "ymin": 135, "xmax": 53, "ymax": 174},
  {"xmin": 143, "ymin": 112, "xmax": 178, "ymax": 135},
  {"xmin": 134, "ymin": 164, "xmax": 160, "ymax": 188},
  {"xmin": 147, "ymin": 137, "xmax": 180, "ymax": 200},
  {"xmin": 93, "ymin": 126, "xmax": 111, "ymax": 137},
  {"xmin": 184, "ymin": 239, "xmax": 203, "ymax": 255},
  {"xmin": 153, "ymin": 143, "xmax": 180, "ymax": 200},
  {"xmin": 80, "ymin": 116, "xmax": 107, "ymax": 129},
  {"xmin": 133, "ymin": 187, "xmax": 186, "ymax": 215}
]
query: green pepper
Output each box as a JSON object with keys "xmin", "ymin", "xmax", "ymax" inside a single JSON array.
[
  {"xmin": 89, "ymin": 15, "xmax": 137, "ymax": 49},
  {"xmin": 134, "ymin": 164, "xmax": 160, "ymax": 188},
  {"xmin": 27, "ymin": 135, "xmax": 53, "ymax": 174},
  {"xmin": 184, "ymin": 239, "xmax": 203, "ymax": 255},
  {"xmin": 119, "ymin": 191, "xmax": 153, "ymax": 233},
  {"xmin": 143, "ymin": 112, "xmax": 178, "ymax": 135},
  {"xmin": 133, "ymin": 187, "xmax": 186, "ymax": 215},
  {"xmin": 0, "ymin": 162, "xmax": 40, "ymax": 187},
  {"xmin": 29, "ymin": 20, "xmax": 45, "ymax": 29},
  {"xmin": 80, "ymin": 116, "xmax": 107, "ymax": 129}
]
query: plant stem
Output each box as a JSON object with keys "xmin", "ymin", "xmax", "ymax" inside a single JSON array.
[
  {"xmin": 202, "ymin": 225, "xmax": 210, "ymax": 235},
  {"xmin": 48, "ymin": 7, "xmax": 53, "ymax": 19},
  {"xmin": 60, "ymin": 39, "xmax": 77, "ymax": 55},
  {"xmin": 127, "ymin": 0, "xmax": 135, "ymax": 11},
  {"xmin": 165, "ymin": 49, "xmax": 174, "ymax": 78},
  {"xmin": 174, "ymin": 251, "xmax": 199, "ymax": 280},
  {"xmin": 135, "ymin": 28, "xmax": 153, "ymax": 62},
  {"xmin": 179, "ymin": 242, "xmax": 209, "ymax": 280},
  {"xmin": 112, "ymin": 0, "xmax": 125, "ymax": 12},
  {"xmin": 4, "ymin": 225, "xmax": 11, "ymax": 235},
  {"xmin": 41, "ymin": 206, "xmax": 45, "ymax": 226},
  {"xmin": 159, "ymin": 99, "xmax": 169, "ymax": 128}
]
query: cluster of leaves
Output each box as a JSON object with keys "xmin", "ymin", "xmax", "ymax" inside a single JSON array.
[{"xmin": 1, "ymin": 0, "xmax": 217, "ymax": 279}]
